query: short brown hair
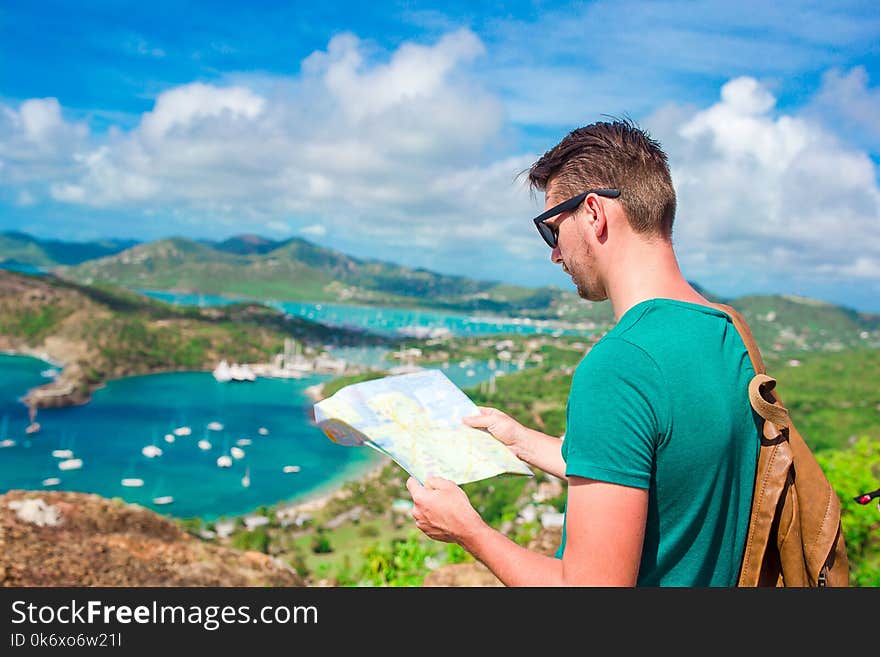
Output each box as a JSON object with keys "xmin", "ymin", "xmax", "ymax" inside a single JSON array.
[{"xmin": 528, "ymin": 119, "xmax": 676, "ymax": 239}]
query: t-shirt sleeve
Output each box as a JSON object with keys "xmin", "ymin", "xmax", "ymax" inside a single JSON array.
[{"xmin": 563, "ymin": 337, "xmax": 669, "ymax": 489}]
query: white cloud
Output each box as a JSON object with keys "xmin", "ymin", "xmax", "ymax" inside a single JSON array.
[
  {"xmin": 265, "ymin": 220, "xmax": 291, "ymax": 234},
  {"xmin": 15, "ymin": 190, "xmax": 35, "ymax": 206},
  {"xmin": 645, "ymin": 76, "xmax": 880, "ymax": 291},
  {"xmin": 300, "ymin": 224, "xmax": 327, "ymax": 237},
  {"xmin": 140, "ymin": 82, "xmax": 266, "ymax": 139},
  {"xmin": 0, "ymin": 97, "xmax": 89, "ymax": 185},
  {"xmin": 807, "ymin": 66, "xmax": 880, "ymax": 150}
]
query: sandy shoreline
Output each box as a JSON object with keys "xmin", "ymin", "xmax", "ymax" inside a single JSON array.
[{"xmin": 273, "ymin": 453, "xmax": 392, "ymax": 521}]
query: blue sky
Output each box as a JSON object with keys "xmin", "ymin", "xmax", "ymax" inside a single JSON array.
[{"xmin": 1, "ymin": 1, "xmax": 879, "ymax": 310}]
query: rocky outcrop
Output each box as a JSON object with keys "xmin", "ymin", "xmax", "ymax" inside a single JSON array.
[
  {"xmin": 422, "ymin": 527, "xmax": 562, "ymax": 587},
  {"xmin": 0, "ymin": 490, "xmax": 304, "ymax": 587}
]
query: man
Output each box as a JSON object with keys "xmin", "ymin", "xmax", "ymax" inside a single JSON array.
[{"xmin": 407, "ymin": 119, "xmax": 760, "ymax": 586}]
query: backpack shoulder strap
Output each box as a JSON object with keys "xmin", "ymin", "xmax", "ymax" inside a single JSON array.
[
  {"xmin": 708, "ymin": 301, "xmax": 848, "ymax": 586},
  {"xmin": 710, "ymin": 302, "xmax": 765, "ymax": 374},
  {"xmin": 710, "ymin": 302, "xmax": 791, "ymax": 430}
]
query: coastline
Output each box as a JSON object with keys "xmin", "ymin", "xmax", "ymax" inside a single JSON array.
[{"xmin": 273, "ymin": 451, "xmax": 392, "ymax": 521}]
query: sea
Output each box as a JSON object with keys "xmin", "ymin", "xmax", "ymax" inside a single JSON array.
[{"xmin": 0, "ymin": 293, "xmax": 542, "ymax": 520}]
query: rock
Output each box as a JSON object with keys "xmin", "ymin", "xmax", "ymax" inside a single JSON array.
[
  {"xmin": 422, "ymin": 563, "xmax": 503, "ymax": 587},
  {"xmin": 7, "ymin": 498, "xmax": 62, "ymax": 526},
  {"xmin": 0, "ymin": 490, "xmax": 305, "ymax": 587}
]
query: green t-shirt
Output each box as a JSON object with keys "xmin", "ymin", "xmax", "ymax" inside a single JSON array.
[{"xmin": 557, "ymin": 298, "xmax": 760, "ymax": 586}]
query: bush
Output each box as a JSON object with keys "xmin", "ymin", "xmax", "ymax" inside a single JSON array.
[
  {"xmin": 357, "ymin": 533, "xmax": 435, "ymax": 586},
  {"xmin": 816, "ymin": 435, "xmax": 880, "ymax": 586},
  {"xmin": 311, "ymin": 529, "xmax": 333, "ymax": 554},
  {"xmin": 231, "ymin": 526, "xmax": 270, "ymax": 554}
]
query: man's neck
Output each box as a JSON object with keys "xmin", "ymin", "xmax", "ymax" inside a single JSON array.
[{"xmin": 604, "ymin": 239, "xmax": 708, "ymax": 322}]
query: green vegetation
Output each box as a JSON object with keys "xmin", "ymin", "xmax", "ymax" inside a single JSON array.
[
  {"xmin": 54, "ymin": 236, "xmax": 579, "ymax": 316},
  {"xmin": 204, "ymin": 335, "xmax": 880, "ymax": 587},
  {"xmin": 774, "ymin": 349, "xmax": 880, "ymax": 451},
  {"xmin": 817, "ymin": 437, "xmax": 880, "ymax": 587},
  {"xmin": 0, "ymin": 231, "xmax": 135, "ymax": 267},
  {"xmin": 0, "ymin": 271, "xmax": 395, "ymax": 402}
]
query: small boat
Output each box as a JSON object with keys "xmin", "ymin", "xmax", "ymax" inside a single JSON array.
[
  {"xmin": 282, "ymin": 465, "xmax": 301, "ymax": 474},
  {"xmin": 121, "ymin": 478, "xmax": 144, "ymax": 487},
  {"xmin": 141, "ymin": 445, "xmax": 163, "ymax": 458},
  {"xmin": 163, "ymin": 433, "xmax": 176, "ymax": 443},
  {"xmin": 258, "ymin": 427, "xmax": 269, "ymax": 436},
  {"xmin": 216, "ymin": 455, "xmax": 232, "ymax": 468},
  {"xmin": 52, "ymin": 449, "xmax": 74, "ymax": 459},
  {"xmin": 173, "ymin": 426, "xmax": 192, "ymax": 436},
  {"xmin": 230, "ymin": 446, "xmax": 245, "ymax": 459},
  {"xmin": 40, "ymin": 368, "xmax": 60, "ymax": 378},
  {"xmin": 236, "ymin": 438, "xmax": 252, "ymax": 446},
  {"xmin": 241, "ymin": 467, "xmax": 251, "ymax": 488},
  {"xmin": 213, "ymin": 360, "xmax": 232, "ymax": 382},
  {"xmin": 197, "ymin": 439, "xmax": 212, "ymax": 450},
  {"xmin": 152, "ymin": 495, "xmax": 174, "ymax": 505},
  {"xmin": 25, "ymin": 406, "xmax": 40, "ymax": 434},
  {"xmin": 207, "ymin": 421, "xmax": 224, "ymax": 431},
  {"xmin": 0, "ymin": 439, "xmax": 15, "ymax": 448},
  {"xmin": 42, "ymin": 477, "xmax": 61, "ymax": 486},
  {"xmin": 58, "ymin": 458, "xmax": 83, "ymax": 471}
]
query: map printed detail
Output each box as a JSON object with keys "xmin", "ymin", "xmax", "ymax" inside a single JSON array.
[{"xmin": 313, "ymin": 369, "xmax": 534, "ymax": 485}]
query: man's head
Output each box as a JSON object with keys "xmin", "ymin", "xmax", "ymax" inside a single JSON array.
[{"xmin": 528, "ymin": 120, "xmax": 676, "ymax": 300}]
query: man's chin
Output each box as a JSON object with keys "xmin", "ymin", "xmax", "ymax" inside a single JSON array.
[{"xmin": 574, "ymin": 281, "xmax": 607, "ymax": 303}]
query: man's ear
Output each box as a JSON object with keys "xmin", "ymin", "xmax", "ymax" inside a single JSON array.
[{"xmin": 584, "ymin": 194, "xmax": 607, "ymax": 238}]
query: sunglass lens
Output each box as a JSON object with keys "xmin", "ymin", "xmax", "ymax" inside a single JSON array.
[{"xmin": 538, "ymin": 223, "xmax": 556, "ymax": 248}]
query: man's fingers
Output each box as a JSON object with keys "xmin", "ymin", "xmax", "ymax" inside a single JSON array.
[
  {"xmin": 425, "ymin": 475, "xmax": 455, "ymax": 490},
  {"xmin": 463, "ymin": 414, "xmax": 491, "ymax": 428},
  {"xmin": 406, "ymin": 476, "xmax": 424, "ymax": 499}
]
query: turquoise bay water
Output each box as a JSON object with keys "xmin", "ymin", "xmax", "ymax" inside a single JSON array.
[
  {"xmin": 0, "ymin": 354, "xmax": 512, "ymax": 520},
  {"xmin": 138, "ymin": 289, "xmax": 588, "ymax": 338}
]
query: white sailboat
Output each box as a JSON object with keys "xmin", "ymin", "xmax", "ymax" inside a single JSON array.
[
  {"xmin": 142, "ymin": 444, "xmax": 163, "ymax": 458},
  {"xmin": 282, "ymin": 465, "xmax": 301, "ymax": 473},
  {"xmin": 241, "ymin": 467, "xmax": 251, "ymax": 488},
  {"xmin": 212, "ymin": 360, "xmax": 232, "ymax": 382},
  {"xmin": 121, "ymin": 478, "xmax": 144, "ymax": 487},
  {"xmin": 0, "ymin": 414, "xmax": 14, "ymax": 447},
  {"xmin": 216, "ymin": 454, "xmax": 232, "ymax": 468},
  {"xmin": 198, "ymin": 427, "xmax": 213, "ymax": 450},
  {"xmin": 58, "ymin": 458, "xmax": 83, "ymax": 471},
  {"xmin": 25, "ymin": 405, "xmax": 40, "ymax": 435},
  {"xmin": 151, "ymin": 477, "xmax": 174, "ymax": 505},
  {"xmin": 41, "ymin": 477, "xmax": 61, "ymax": 486},
  {"xmin": 207, "ymin": 421, "xmax": 224, "ymax": 431},
  {"xmin": 230, "ymin": 446, "xmax": 245, "ymax": 460}
]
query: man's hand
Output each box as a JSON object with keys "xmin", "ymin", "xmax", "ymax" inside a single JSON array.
[
  {"xmin": 463, "ymin": 406, "xmax": 527, "ymax": 456},
  {"xmin": 406, "ymin": 476, "xmax": 486, "ymax": 544}
]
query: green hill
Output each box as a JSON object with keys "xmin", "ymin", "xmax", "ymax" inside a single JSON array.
[
  {"xmin": 0, "ymin": 269, "xmax": 388, "ymax": 408},
  {"xmin": 57, "ymin": 235, "xmax": 585, "ymax": 316},
  {"xmin": 6, "ymin": 231, "xmax": 876, "ymax": 348},
  {"xmin": 0, "ymin": 231, "xmax": 137, "ymax": 267}
]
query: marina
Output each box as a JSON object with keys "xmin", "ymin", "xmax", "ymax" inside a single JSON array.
[{"xmin": 0, "ymin": 301, "xmax": 531, "ymax": 520}]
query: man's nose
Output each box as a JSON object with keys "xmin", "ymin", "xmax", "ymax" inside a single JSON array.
[{"xmin": 550, "ymin": 245, "xmax": 563, "ymax": 264}]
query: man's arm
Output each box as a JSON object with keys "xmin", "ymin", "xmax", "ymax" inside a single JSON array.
[
  {"xmin": 408, "ymin": 475, "xmax": 647, "ymax": 586},
  {"xmin": 463, "ymin": 407, "xmax": 567, "ymax": 479}
]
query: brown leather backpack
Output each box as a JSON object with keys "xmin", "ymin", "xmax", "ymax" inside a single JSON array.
[{"xmin": 714, "ymin": 303, "xmax": 850, "ymax": 586}]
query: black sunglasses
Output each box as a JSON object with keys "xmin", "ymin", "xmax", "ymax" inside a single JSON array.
[{"xmin": 532, "ymin": 188, "xmax": 620, "ymax": 248}]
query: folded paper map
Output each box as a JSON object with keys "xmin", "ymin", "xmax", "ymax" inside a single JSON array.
[{"xmin": 312, "ymin": 369, "xmax": 534, "ymax": 485}]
